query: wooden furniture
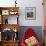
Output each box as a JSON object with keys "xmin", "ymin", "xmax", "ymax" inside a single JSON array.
[
  {"xmin": 2, "ymin": 41, "xmax": 19, "ymax": 46},
  {"xmin": 0, "ymin": 7, "xmax": 19, "ymax": 24},
  {"xmin": 0, "ymin": 41, "xmax": 2, "ymax": 46},
  {"xmin": 0, "ymin": 7, "xmax": 20, "ymax": 46},
  {"xmin": 0, "ymin": 24, "xmax": 20, "ymax": 31}
]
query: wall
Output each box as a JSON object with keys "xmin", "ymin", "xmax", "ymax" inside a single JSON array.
[
  {"xmin": 18, "ymin": 0, "xmax": 44, "ymax": 26},
  {"xmin": 0, "ymin": 0, "xmax": 15, "ymax": 7},
  {"xmin": 0, "ymin": 0, "xmax": 44, "ymax": 26}
]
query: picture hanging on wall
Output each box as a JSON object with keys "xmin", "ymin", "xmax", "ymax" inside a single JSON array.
[{"xmin": 25, "ymin": 7, "xmax": 36, "ymax": 20}]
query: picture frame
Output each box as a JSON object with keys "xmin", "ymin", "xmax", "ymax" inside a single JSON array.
[
  {"xmin": 25, "ymin": 7, "xmax": 36, "ymax": 20},
  {"xmin": 2, "ymin": 10, "xmax": 9, "ymax": 15},
  {"xmin": 9, "ymin": 10, "xmax": 17, "ymax": 15}
]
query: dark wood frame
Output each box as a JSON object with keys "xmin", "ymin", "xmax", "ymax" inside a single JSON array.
[{"xmin": 0, "ymin": 7, "xmax": 20, "ymax": 46}]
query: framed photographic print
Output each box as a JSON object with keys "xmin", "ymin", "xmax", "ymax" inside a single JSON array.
[
  {"xmin": 25, "ymin": 7, "xmax": 36, "ymax": 20},
  {"xmin": 2, "ymin": 10, "xmax": 9, "ymax": 15}
]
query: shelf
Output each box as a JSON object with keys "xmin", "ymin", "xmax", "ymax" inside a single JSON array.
[
  {"xmin": 2, "ymin": 40, "xmax": 19, "ymax": 43},
  {"xmin": 0, "ymin": 7, "xmax": 19, "ymax": 15},
  {"xmin": 0, "ymin": 7, "xmax": 20, "ymax": 46},
  {"xmin": 0, "ymin": 7, "xmax": 19, "ymax": 24},
  {"xmin": 0, "ymin": 40, "xmax": 19, "ymax": 46},
  {"xmin": 2, "ymin": 41, "xmax": 18, "ymax": 46},
  {"xmin": 0, "ymin": 24, "xmax": 20, "ymax": 32}
]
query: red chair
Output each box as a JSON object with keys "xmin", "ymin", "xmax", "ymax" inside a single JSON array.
[{"xmin": 21, "ymin": 28, "xmax": 41, "ymax": 46}]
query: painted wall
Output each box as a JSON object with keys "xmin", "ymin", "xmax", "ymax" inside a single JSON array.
[
  {"xmin": 18, "ymin": 0, "xmax": 44, "ymax": 26},
  {"xmin": 0, "ymin": 0, "xmax": 44, "ymax": 26}
]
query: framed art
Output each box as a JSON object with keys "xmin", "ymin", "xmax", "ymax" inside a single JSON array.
[
  {"xmin": 2, "ymin": 10, "xmax": 9, "ymax": 15},
  {"xmin": 25, "ymin": 7, "xmax": 36, "ymax": 20}
]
